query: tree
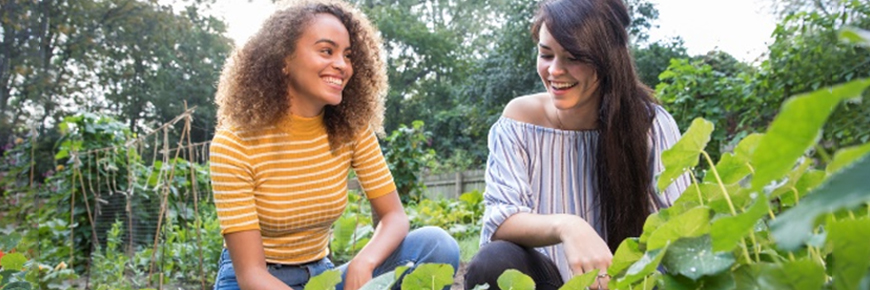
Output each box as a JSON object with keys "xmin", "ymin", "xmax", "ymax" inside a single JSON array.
[
  {"xmin": 632, "ymin": 37, "xmax": 689, "ymax": 88},
  {"xmin": 0, "ymin": 0, "xmax": 231, "ymax": 147},
  {"xmin": 760, "ymin": 0, "xmax": 870, "ymax": 148}
]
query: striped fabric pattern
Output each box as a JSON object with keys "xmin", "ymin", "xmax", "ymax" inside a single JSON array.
[
  {"xmin": 480, "ymin": 105, "xmax": 690, "ymax": 281},
  {"xmin": 209, "ymin": 113, "xmax": 396, "ymax": 264}
]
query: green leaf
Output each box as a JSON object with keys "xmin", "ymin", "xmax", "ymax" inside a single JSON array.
[
  {"xmin": 394, "ymin": 265, "xmax": 410, "ymax": 280},
  {"xmin": 496, "ymin": 269, "xmax": 535, "ymax": 290},
  {"xmin": 780, "ymin": 170, "xmax": 826, "ymax": 206},
  {"xmin": 0, "ymin": 233, "xmax": 21, "ymax": 251},
  {"xmin": 769, "ymin": 158, "xmax": 812, "ymax": 200},
  {"xmin": 401, "ymin": 263, "xmax": 454, "ymax": 290},
  {"xmin": 609, "ymin": 238, "xmax": 643, "ymax": 277},
  {"xmin": 771, "ymin": 154, "xmax": 870, "ymax": 250},
  {"xmin": 828, "ymin": 218, "xmax": 870, "ymax": 290},
  {"xmin": 3, "ymin": 281, "xmax": 32, "ymax": 290},
  {"xmin": 648, "ymin": 207, "xmax": 712, "ymax": 250},
  {"xmin": 757, "ymin": 260, "xmax": 825, "ymax": 290},
  {"xmin": 751, "ymin": 78, "xmax": 870, "ymax": 190},
  {"xmin": 840, "ymin": 27, "xmax": 870, "ymax": 47},
  {"xmin": 663, "ymin": 271, "xmax": 735, "ymax": 290},
  {"xmin": 560, "ymin": 269, "xmax": 598, "ymax": 290},
  {"xmin": 0, "ymin": 252, "xmax": 27, "ymax": 271},
  {"xmin": 612, "ymin": 246, "xmax": 669, "ymax": 289},
  {"xmin": 304, "ymin": 269, "xmax": 342, "ymax": 290},
  {"xmin": 662, "ymin": 236, "xmax": 735, "ymax": 280},
  {"xmin": 710, "ymin": 194, "xmax": 770, "ymax": 252},
  {"xmin": 705, "ymin": 133, "xmax": 762, "ymax": 185},
  {"xmin": 360, "ymin": 270, "xmax": 397, "ymax": 290},
  {"xmin": 705, "ymin": 184, "xmax": 749, "ymax": 215},
  {"xmin": 0, "ymin": 270, "xmax": 15, "ymax": 286},
  {"xmin": 658, "ymin": 118, "xmax": 714, "ymax": 192},
  {"xmin": 639, "ymin": 212, "xmax": 667, "ymax": 245},
  {"xmin": 54, "ymin": 149, "xmax": 69, "ymax": 160},
  {"xmin": 827, "ymin": 143, "xmax": 870, "ymax": 174},
  {"xmin": 732, "ymin": 265, "xmax": 763, "ymax": 290}
]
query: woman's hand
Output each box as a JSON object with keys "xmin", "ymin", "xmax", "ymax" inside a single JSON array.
[
  {"xmin": 342, "ymin": 259, "xmax": 376, "ymax": 290},
  {"xmin": 556, "ymin": 215, "xmax": 612, "ymax": 288}
]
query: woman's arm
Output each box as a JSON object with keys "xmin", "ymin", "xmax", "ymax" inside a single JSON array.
[
  {"xmin": 494, "ymin": 213, "xmax": 612, "ymax": 278},
  {"xmin": 224, "ymin": 230, "xmax": 293, "ymax": 290},
  {"xmin": 343, "ymin": 190, "xmax": 409, "ymax": 290}
]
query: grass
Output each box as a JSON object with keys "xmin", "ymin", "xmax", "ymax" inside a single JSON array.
[{"xmin": 457, "ymin": 236, "xmax": 480, "ymax": 263}]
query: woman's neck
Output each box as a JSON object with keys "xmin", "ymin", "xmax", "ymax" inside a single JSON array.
[{"xmin": 549, "ymin": 98, "xmax": 599, "ymax": 131}]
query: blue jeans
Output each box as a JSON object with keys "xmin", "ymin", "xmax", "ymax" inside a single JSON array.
[{"xmin": 214, "ymin": 226, "xmax": 460, "ymax": 290}]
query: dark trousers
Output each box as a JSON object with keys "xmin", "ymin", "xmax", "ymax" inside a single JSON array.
[{"xmin": 464, "ymin": 241, "xmax": 564, "ymax": 290}]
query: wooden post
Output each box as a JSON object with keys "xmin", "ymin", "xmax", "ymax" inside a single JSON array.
[{"xmin": 454, "ymin": 172, "xmax": 463, "ymax": 198}]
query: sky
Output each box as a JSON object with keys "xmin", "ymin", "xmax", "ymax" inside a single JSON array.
[{"xmin": 210, "ymin": 0, "xmax": 778, "ymax": 63}]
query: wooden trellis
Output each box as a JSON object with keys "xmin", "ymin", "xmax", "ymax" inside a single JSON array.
[{"xmin": 64, "ymin": 103, "xmax": 211, "ymax": 290}]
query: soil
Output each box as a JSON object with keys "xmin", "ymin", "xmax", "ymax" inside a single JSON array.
[{"xmin": 451, "ymin": 262, "xmax": 469, "ymax": 290}]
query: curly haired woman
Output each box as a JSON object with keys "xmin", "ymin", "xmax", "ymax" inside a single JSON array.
[{"xmin": 209, "ymin": 1, "xmax": 459, "ymax": 289}]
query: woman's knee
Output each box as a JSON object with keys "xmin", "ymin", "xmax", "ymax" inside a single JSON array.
[
  {"xmin": 408, "ymin": 226, "xmax": 460, "ymax": 265},
  {"xmin": 466, "ymin": 240, "xmax": 523, "ymax": 273}
]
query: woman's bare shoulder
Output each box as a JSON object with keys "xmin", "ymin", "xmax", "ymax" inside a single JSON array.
[{"xmin": 502, "ymin": 93, "xmax": 549, "ymax": 126}]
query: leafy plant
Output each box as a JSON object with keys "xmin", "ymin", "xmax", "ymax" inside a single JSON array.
[
  {"xmin": 607, "ymin": 76, "xmax": 870, "ymax": 289},
  {"xmin": 382, "ymin": 120, "xmax": 436, "ymax": 204}
]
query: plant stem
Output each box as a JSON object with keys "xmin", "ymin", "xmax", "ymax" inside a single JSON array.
[
  {"xmin": 689, "ymin": 170, "xmax": 704, "ymax": 206},
  {"xmin": 701, "ymin": 150, "xmax": 753, "ymax": 263},
  {"xmin": 701, "ymin": 151, "xmax": 737, "ymax": 215},
  {"xmin": 814, "ymin": 144, "xmax": 832, "ymax": 165}
]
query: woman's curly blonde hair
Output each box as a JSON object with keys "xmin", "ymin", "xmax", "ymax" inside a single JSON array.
[{"xmin": 215, "ymin": 0, "xmax": 387, "ymax": 149}]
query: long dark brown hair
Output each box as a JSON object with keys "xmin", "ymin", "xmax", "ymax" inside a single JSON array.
[
  {"xmin": 532, "ymin": 0, "xmax": 658, "ymax": 251},
  {"xmin": 215, "ymin": 0, "xmax": 387, "ymax": 149}
]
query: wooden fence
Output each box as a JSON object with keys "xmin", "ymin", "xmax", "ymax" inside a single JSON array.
[{"xmin": 349, "ymin": 169, "xmax": 486, "ymax": 199}]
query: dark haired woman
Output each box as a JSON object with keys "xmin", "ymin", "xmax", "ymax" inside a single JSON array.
[
  {"xmin": 209, "ymin": 1, "xmax": 458, "ymax": 289},
  {"xmin": 464, "ymin": 0, "xmax": 689, "ymax": 289}
]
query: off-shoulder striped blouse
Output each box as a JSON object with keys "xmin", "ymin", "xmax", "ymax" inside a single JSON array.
[{"xmin": 480, "ymin": 105, "xmax": 690, "ymax": 281}]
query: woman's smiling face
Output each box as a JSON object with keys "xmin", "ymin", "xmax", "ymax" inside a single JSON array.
[
  {"xmin": 536, "ymin": 23, "xmax": 600, "ymax": 112},
  {"xmin": 285, "ymin": 13, "xmax": 354, "ymax": 116}
]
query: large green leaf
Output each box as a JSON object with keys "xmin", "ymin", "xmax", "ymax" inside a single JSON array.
[
  {"xmin": 662, "ymin": 235, "xmax": 735, "ymax": 280},
  {"xmin": 359, "ymin": 270, "xmax": 397, "ymax": 290},
  {"xmin": 0, "ymin": 253, "xmax": 26, "ymax": 271},
  {"xmin": 771, "ymin": 154, "xmax": 870, "ymax": 250},
  {"xmin": 639, "ymin": 212, "xmax": 668, "ymax": 245},
  {"xmin": 304, "ymin": 269, "xmax": 342, "ymax": 290},
  {"xmin": 663, "ymin": 271, "xmax": 735, "ymax": 290},
  {"xmin": 751, "ymin": 78, "xmax": 870, "ymax": 190},
  {"xmin": 757, "ymin": 260, "xmax": 825, "ymax": 290},
  {"xmin": 331, "ymin": 216, "xmax": 356, "ymax": 253},
  {"xmin": 401, "ymin": 263, "xmax": 454, "ymax": 290},
  {"xmin": 657, "ymin": 118, "xmax": 714, "ymax": 192},
  {"xmin": 732, "ymin": 265, "xmax": 763, "ymax": 290},
  {"xmin": 710, "ymin": 194, "xmax": 769, "ymax": 252},
  {"xmin": 609, "ymin": 238, "xmax": 643, "ymax": 277},
  {"xmin": 496, "ymin": 269, "xmax": 535, "ymax": 290},
  {"xmin": 705, "ymin": 133, "xmax": 763, "ymax": 185},
  {"xmin": 828, "ymin": 218, "xmax": 870, "ymax": 290},
  {"xmin": 827, "ymin": 143, "xmax": 870, "ymax": 174},
  {"xmin": 647, "ymin": 207, "xmax": 712, "ymax": 250},
  {"xmin": 612, "ymin": 246, "xmax": 669, "ymax": 289},
  {"xmin": 560, "ymin": 269, "xmax": 598, "ymax": 290}
]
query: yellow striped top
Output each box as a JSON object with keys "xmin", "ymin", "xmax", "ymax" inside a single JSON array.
[{"xmin": 209, "ymin": 113, "xmax": 396, "ymax": 264}]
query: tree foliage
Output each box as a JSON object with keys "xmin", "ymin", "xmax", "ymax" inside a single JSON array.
[{"xmin": 0, "ymin": 0, "xmax": 231, "ymax": 146}]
